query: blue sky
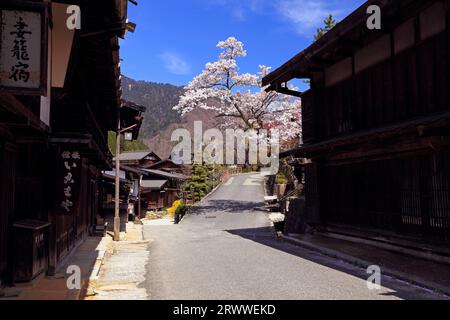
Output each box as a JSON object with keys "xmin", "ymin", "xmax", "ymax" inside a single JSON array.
[{"xmin": 120, "ymin": 0, "xmax": 366, "ymax": 86}]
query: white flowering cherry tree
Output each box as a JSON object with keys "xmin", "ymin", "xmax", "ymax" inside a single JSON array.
[{"xmin": 174, "ymin": 37, "xmax": 302, "ymax": 143}]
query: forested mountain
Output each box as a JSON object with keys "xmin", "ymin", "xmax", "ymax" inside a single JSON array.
[
  {"xmin": 120, "ymin": 76, "xmax": 220, "ymax": 158},
  {"xmin": 121, "ymin": 76, "xmax": 185, "ymax": 139}
]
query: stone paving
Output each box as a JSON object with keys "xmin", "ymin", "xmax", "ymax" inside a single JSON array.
[
  {"xmin": 85, "ymin": 222, "xmax": 151, "ymax": 300},
  {"xmin": 1, "ymin": 236, "xmax": 112, "ymax": 300},
  {"xmin": 0, "ymin": 222, "xmax": 149, "ymax": 300}
]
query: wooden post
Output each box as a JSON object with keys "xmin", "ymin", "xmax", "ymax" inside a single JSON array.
[
  {"xmin": 114, "ymin": 121, "xmax": 121, "ymax": 241},
  {"xmin": 137, "ymin": 181, "xmax": 142, "ymax": 218}
]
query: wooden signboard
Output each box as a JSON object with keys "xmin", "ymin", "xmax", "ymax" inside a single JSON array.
[
  {"xmin": 0, "ymin": 2, "xmax": 48, "ymax": 96},
  {"xmin": 57, "ymin": 149, "xmax": 82, "ymax": 215}
]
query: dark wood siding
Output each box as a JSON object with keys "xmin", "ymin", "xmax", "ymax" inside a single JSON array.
[
  {"xmin": 321, "ymin": 152, "xmax": 450, "ymax": 241},
  {"xmin": 304, "ymin": 163, "xmax": 321, "ymax": 224},
  {"xmin": 0, "ymin": 142, "xmax": 17, "ymax": 281},
  {"xmin": 301, "ymin": 90, "xmax": 315, "ymax": 143},
  {"xmin": 318, "ymin": 32, "xmax": 449, "ymax": 140}
]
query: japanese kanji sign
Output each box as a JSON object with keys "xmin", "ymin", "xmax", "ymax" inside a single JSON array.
[
  {"xmin": 59, "ymin": 150, "xmax": 81, "ymax": 215},
  {"xmin": 0, "ymin": 7, "xmax": 47, "ymax": 95}
]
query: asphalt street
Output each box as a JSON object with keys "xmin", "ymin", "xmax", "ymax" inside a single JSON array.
[{"xmin": 142, "ymin": 173, "xmax": 445, "ymax": 300}]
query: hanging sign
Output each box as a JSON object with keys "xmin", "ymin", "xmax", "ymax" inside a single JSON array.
[
  {"xmin": 58, "ymin": 150, "xmax": 82, "ymax": 215},
  {"xmin": 0, "ymin": 3, "xmax": 48, "ymax": 95}
]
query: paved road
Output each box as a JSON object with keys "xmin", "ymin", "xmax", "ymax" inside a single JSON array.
[{"xmin": 142, "ymin": 173, "xmax": 444, "ymax": 300}]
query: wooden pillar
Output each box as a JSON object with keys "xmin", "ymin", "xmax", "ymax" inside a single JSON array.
[
  {"xmin": 47, "ymin": 146, "xmax": 58, "ymax": 276},
  {"xmin": 447, "ymin": 0, "xmax": 450, "ymax": 93},
  {"xmin": 304, "ymin": 161, "xmax": 322, "ymax": 226},
  {"xmin": 137, "ymin": 180, "xmax": 142, "ymax": 218},
  {"xmin": 1, "ymin": 142, "xmax": 17, "ymax": 284},
  {"xmin": 447, "ymin": 0, "xmax": 450, "ymax": 48}
]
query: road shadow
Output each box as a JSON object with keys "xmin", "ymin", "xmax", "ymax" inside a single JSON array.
[
  {"xmin": 226, "ymin": 227, "xmax": 442, "ymax": 300},
  {"xmin": 190, "ymin": 200, "xmax": 265, "ymax": 215}
]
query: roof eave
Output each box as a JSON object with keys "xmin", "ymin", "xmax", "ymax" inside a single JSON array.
[{"xmin": 262, "ymin": 0, "xmax": 397, "ymax": 88}]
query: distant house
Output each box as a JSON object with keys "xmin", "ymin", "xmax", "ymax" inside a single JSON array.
[
  {"xmin": 263, "ymin": 0, "xmax": 450, "ymax": 245},
  {"xmin": 117, "ymin": 151, "xmax": 162, "ymax": 168},
  {"xmin": 100, "ymin": 163, "xmax": 148, "ymax": 223},
  {"xmin": 100, "ymin": 169, "xmax": 130, "ymax": 216},
  {"xmin": 141, "ymin": 169, "xmax": 187, "ymax": 211},
  {"xmin": 141, "ymin": 180, "xmax": 169, "ymax": 210},
  {"xmin": 112, "ymin": 151, "xmax": 187, "ymax": 214},
  {"xmin": 142, "ymin": 158, "xmax": 185, "ymax": 174}
]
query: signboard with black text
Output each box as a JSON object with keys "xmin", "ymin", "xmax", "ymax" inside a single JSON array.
[{"xmin": 0, "ymin": 2, "xmax": 48, "ymax": 95}]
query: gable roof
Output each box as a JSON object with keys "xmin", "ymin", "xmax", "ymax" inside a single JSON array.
[
  {"xmin": 141, "ymin": 180, "xmax": 168, "ymax": 190},
  {"xmin": 143, "ymin": 159, "xmax": 182, "ymax": 169},
  {"xmin": 120, "ymin": 165, "xmax": 147, "ymax": 175},
  {"xmin": 116, "ymin": 151, "xmax": 161, "ymax": 162},
  {"xmin": 262, "ymin": 0, "xmax": 427, "ymax": 89},
  {"xmin": 142, "ymin": 169, "xmax": 187, "ymax": 180},
  {"xmin": 102, "ymin": 170, "xmax": 128, "ymax": 182}
]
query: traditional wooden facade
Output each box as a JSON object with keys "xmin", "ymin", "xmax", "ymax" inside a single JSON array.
[
  {"xmin": 99, "ymin": 99, "xmax": 146, "ymax": 223},
  {"xmin": 112, "ymin": 152, "xmax": 186, "ymax": 213},
  {"xmin": 263, "ymin": 0, "xmax": 450, "ymax": 245},
  {"xmin": 141, "ymin": 169, "xmax": 186, "ymax": 211},
  {"xmin": 142, "ymin": 158, "xmax": 185, "ymax": 173},
  {"xmin": 117, "ymin": 150, "xmax": 162, "ymax": 168},
  {"xmin": 0, "ymin": 0, "xmax": 134, "ymax": 284}
]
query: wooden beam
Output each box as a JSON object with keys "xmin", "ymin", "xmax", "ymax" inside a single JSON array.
[
  {"xmin": 276, "ymin": 87, "xmax": 303, "ymax": 98},
  {"xmin": 0, "ymin": 95, "xmax": 47, "ymax": 131},
  {"xmin": 327, "ymin": 136, "xmax": 450, "ymax": 162}
]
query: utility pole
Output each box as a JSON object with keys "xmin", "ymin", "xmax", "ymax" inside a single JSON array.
[
  {"xmin": 114, "ymin": 117, "xmax": 139, "ymax": 242},
  {"xmin": 114, "ymin": 114, "xmax": 121, "ymax": 242}
]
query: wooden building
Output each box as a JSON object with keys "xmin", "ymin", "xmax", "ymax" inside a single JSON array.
[
  {"xmin": 99, "ymin": 166, "xmax": 143, "ymax": 228},
  {"xmin": 112, "ymin": 151, "xmax": 186, "ymax": 213},
  {"xmin": 142, "ymin": 158, "xmax": 185, "ymax": 174},
  {"xmin": 117, "ymin": 150, "xmax": 162, "ymax": 168},
  {"xmin": 99, "ymin": 99, "xmax": 146, "ymax": 223},
  {"xmin": 263, "ymin": 0, "xmax": 450, "ymax": 245},
  {"xmin": 0, "ymin": 0, "xmax": 134, "ymax": 284},
  {"xmin": 141, "ymin": 169, "xmax": 186, "ymax": 211},
  {"xmin": 141, "ymin": 180, "xmax": 169, "ymax": 210}
]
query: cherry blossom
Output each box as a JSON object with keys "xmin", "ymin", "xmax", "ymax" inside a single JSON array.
[{"xmin": 174, "ymin": 37, "xmax": 302, "ymax": 144}]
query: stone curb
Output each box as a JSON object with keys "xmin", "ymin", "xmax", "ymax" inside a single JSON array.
[
  {"xmin": 199, "ymin": 181, "xmax": 224, "ymax": 204},
  {"xmin": 281, "ymin": 234, "xmax": 450, "ymax": 298},
  {"xmin": 114, "ymin": 240, "xmax": 150, "ymax": 245},
  {"xmin": 200, "ymin": 172, "xmax": 259, "ymax": 205}
]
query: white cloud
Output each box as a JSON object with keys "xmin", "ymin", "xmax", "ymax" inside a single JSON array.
[
  {"xmin": 206, "ymin": 0, "xmax": 267, "ymax": 21},
  {"xmin": 205, "ymin": 0, "xmax": 347, "ymax": 37},
  {"xmin": 276, "ymin": 0, "xmax": 342, "ymax": 35},
  {"xmin": 160, "ymin": 52, "xmax": 191, "ymax": 76},
  {"xmin": 232, "ymin": 6, "xmax": 245, "ymax": 21}
]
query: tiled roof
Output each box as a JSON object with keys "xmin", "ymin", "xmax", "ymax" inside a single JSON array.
[
  {"xmin": 143, "ymin": 169, "xmax": 187, "ymax": 180},
  {"xmin": 117, "ymin": 151, "xmax": 153, "ymax": 161},
  {"xmin": 141, "ymin": 180, "xmax": 168, "ymax": 190}
]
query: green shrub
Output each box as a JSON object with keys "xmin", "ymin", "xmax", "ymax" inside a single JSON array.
[
  {"xmin": 276, "ymin": 173, "xmax": 287, "ymax": 184},
  {"xmin": 183, "ymin": 164, "xmax": 217, "ymax": 202},
  {"xmin": 174, "ymin": 204, "xmax": 190, "ymax": 224},
  {"xmin": 175, "ymin": 204, "xmax": 189, "ymax": 216}
]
